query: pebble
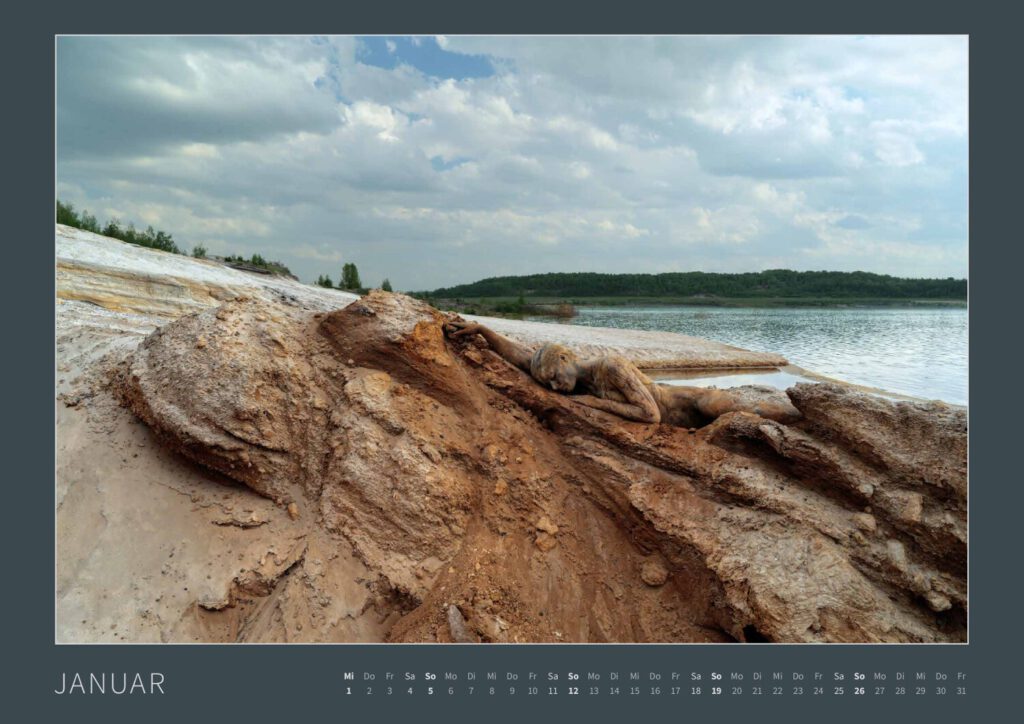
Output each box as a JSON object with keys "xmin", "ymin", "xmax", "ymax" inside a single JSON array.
[
  {"xmin": 535, "ymin": 516, "xmax": 559, "ymax": 535},
  {"xmin": 535, "ymin": 533, "xmax": 557, "ymax": 552},
  {"xmin": 852, "ymin": 513, "xmax": 876, "ymax": 532},
  {"xmin": 447, "ymin": 605, "xmax": 477, "ymax": 643},
  {"xmin": 640, "ymin": 558, "xmax": 669, "ymax": 587},
  {"xmin": 924, "ymin": 591, "xmax": 952, "ymax": 612}
]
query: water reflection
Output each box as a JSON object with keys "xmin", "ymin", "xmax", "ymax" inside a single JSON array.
[{"xmin": 650, "ymin": 367, "xmax": 811, "ymax": 391}]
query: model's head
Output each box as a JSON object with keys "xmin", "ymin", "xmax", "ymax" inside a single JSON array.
[{"xmin": 530, "ymin": 343, "xmax": 579, "ymax": 392}]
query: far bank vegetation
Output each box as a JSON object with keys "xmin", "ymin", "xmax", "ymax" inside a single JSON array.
[{"xmin": 424, "ymin": 269, "xmax": 967, "ymax": 310}]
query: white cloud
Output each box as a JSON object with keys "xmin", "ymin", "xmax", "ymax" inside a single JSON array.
[
  {"xmin": 57, "ymin": 35, "xmax": 967, "ymax": 289},
  {"xmin": 343, "ymin": 101, "xmax": 406, "ymax": 142},
  {"xmin": 179, "ymin": 143, "xmax": 220, "ymax": 159},
  {"xmin": 677, "ymin": 206, "xmax": 760, "ymax": 246}
]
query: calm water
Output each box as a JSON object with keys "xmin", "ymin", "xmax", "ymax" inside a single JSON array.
[{"xmin": 530, "ymin": 306, "xmax": 968, "ymax": 406}]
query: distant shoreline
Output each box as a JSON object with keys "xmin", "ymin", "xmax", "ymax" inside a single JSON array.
[
  {"xmin": 435, "ymin": 295, "xmax": 967, "ymax": 317},
  {"xmin": 563, "ymin": 297, "xmax": 968, "ymax": 309}
]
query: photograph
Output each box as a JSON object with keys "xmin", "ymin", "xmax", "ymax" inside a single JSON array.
[{"xmin": 55, "ymin": 34, "xmax": 967, "ymax": 645}]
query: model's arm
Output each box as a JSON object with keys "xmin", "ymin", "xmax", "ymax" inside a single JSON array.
[
  {"xmin": 573, "ymin": 364, "xmax": 661, "ymax": 424},
  {"xmin": 445, "ymin": 320, "xmax": 534, "ymax": 372}
]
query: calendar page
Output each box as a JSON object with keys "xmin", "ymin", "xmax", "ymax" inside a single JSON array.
[{"xmin": 21, "ymin": 4, "xmax": 1016, "ymax": 723}]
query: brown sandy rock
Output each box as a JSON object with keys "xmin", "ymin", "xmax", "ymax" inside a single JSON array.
[{"xmin": 120, "ymin": 291, "xmax": 967, "ymax": 643}]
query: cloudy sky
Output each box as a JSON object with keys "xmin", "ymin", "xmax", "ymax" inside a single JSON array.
[{"xmin": 56, "ymin": 35, "xmax": 967, "ymax": 290}]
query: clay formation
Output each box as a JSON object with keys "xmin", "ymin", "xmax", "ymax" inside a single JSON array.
[{"xmin": 112, "ymin": 291, "xmax": 965, "ymax": 643}]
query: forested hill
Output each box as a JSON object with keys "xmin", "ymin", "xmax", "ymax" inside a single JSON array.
[{"xmin": 428, "ymin": 270, "xmax": 967, "ymax": 300}]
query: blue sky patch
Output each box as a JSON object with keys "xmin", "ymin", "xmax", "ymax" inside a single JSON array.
[
  {"xmin": 430, "ymin": 155, "xmax": 472, "ymax": 172},
  {"xmin": 357, "ymin": 36, "xmax": 494, "ymax": 80}
]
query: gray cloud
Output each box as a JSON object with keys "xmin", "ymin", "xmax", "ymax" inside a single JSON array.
[
  {"xmin": 57, "ymin": 37, "xmax": 348, "ymax": 159},
  {"xmin": 56, "ymin": 35, "xmax": 967, "ymax": 290}
]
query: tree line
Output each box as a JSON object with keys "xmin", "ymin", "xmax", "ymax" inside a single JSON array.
[
  {"xmin": 58, "ymin": 200, "xmax": 397, "ymax": 291},
  {"xmin": 428, "ymin": 269, "xmax": 967, "ymax": 300},
  {"xmin": 58, "ymin": 199, "xmax": 181, "ymax": 254},
  {"xmin": 57, "ymin": 199, "xmax": 292, "ymax": 276},
  {"xmin": 315, "ymin": 263, "xmax": 392, "ymax": 293}
]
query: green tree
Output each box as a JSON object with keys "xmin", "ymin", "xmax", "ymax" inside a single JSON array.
[
  {"xmin": 137, "ymin": 226, "xmax": 180, "ymax": 254},
  {"xmin": 79, "ymin": 211, "xmax": 100, "ymax": 233},
  {"xmin": 316, "ymin": 274, "xmax": 335, "ymax": 288},
  {"xmin": 341, "ymin": 263, "xmax": 362, "ymax": 290},
  {"xmin": 102, "ymin": 219, "xmax": 123, "ymax": 239},
  {"xmin": 57, "ymin": 199, "xmax": 182, "ymax": 253},
  {"xmin": 192, "ymin": 244, "xmax": 208, "ymax": 259},
  {"xmin": 122, "ymin": 223, "xmax": 139, "ymax": 245},
  {"xmin": 56, "ymin": 200, "xmax": 101, "ymax": 233},
  {"xmin": 57, "ymin": 200, "xmax": 79, "ymax": 226},
  {"xmin": 381, "ymin": 278, "xmax": 393, "ymax": 292}
]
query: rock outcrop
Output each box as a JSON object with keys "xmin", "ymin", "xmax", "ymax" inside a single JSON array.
[{"xmin": 118, "ymin": 291, "xmax": 967, "ymax": 643}]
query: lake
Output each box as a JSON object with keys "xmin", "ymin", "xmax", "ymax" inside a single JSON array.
[{"xmin": 529, "ymin": 306, "xmax": 968, "ymax": 406}]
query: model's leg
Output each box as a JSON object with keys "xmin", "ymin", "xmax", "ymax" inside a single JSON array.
[
  {"xmin": 694, "ymin": 386, "xmax": 802, "ymax": 424},
  {"xmin": 652, "ymin": 385, "xmax": 710, "ymax": 428}
]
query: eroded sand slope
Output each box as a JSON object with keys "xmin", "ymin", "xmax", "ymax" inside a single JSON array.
[{"xmin": 113, "ymin": 292, "xmax": 964, "ymax": 643}]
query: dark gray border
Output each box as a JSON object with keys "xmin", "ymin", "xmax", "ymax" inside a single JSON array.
[{"xmin": 17, "ymin": 1, "xmax": 1018, "ymax": 720}]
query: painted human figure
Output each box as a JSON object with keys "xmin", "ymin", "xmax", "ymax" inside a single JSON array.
[{"xmin": 445, "ymin": 320, "xmax": 801, "ymax": 427}]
